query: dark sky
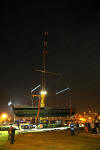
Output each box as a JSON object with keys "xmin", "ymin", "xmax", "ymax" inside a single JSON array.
[{"xmin": 0, "ymin": 1, "xmax": 100, "ymax": 113}]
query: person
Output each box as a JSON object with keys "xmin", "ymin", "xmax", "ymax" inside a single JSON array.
[
  {"xmin": 87, "ymin": 122, "xmax": 91, "ymax": 133},
  {"xmin": 95, "ymin": 121, "xmax": 99, "ymax": 134},
  {"xmin": 8, "ymin": 126, "xmax": 11, "ymax": 140},
  {"xmin": 90, "ymin": 121, "xmax": 95, "ymax": 134},
  {"xmin": 17, "ymin": 120, "xmax": 20, "ymax": 129},
  {"xmin": 76, "ymin": 122, "xmax": 80, "ymax": 134},
  {"xmin": 8, "ymin": 126, "xmax": 15, "ymax": 144},
  {"xmin": 85, "ymin": 122, "xmax": 88, "ymax": 133},
  {"xmin": 70, "ymin": 121, "xmax": 75, "ymax": 136}
]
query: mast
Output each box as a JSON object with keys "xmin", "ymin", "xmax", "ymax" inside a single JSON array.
[{"xmin": 41, "ymin": 32, "xmax": 48, "ymax": 107}]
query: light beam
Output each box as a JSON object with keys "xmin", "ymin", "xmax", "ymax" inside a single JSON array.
[
  {"xmin": 56, "ymin": 88, "xmax": 70, "ymax": 95},
  {"xmin": 31, "ymin": 84, "xmax": 41, "ymax": 93}
]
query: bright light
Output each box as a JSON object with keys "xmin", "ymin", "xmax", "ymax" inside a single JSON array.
[
  {"xmin": 40, "ymin": 90, "xmax": 47, "ymax": 95},
  {"xmin": 1, "ymin": 113, "xmax": 8, "ymax": 120},
  {"xmin": 8, "ymin": 100, "xmax": 12, "ymax": 106},
  {"xmin": 31, "ymin": 84, "xmax": 41, "ymax": 93},
  {"xmin": 8, "ymin": 118, "xmax": 11, "ymax": 121},
  {"xmin": 80, "ymin": 118, "xmax": 86, "ymax": 122},
  {"xmin": 88, "ymin": 117, "xmax": 92, "ymax": 120},
  {"xmin": 56, "ymin": 88, "xmax": 70, "ymax": 95}
]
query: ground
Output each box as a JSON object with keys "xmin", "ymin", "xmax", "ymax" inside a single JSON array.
[{"xmin": 0, "ymin": 130, "xmax": 100, "ymax": 150}]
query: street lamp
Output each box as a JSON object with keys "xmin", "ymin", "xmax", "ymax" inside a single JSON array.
[{"xmin": 1, "ymin": 113, "xmax": 8, "ymax": 120}]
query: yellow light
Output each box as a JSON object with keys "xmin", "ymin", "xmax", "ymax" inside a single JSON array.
[
  {"xmin": 84, "ymin": 112, "xmax": 86, "ymax": 115},
  {"xmin": 1, "ymin": 113, "xmax": 8, "ymax": 120},
  {"xmin": 80, "ymin": 118, "xmax": 86, "ymax": 122},
  {"xmin": 8, "ymin": 118, "xmax": 11, "ymax": 121},
  {"xmin": 40, "ymin": 90, "xmax": 47, "ymax": 95},
  {"xmin": 88, "ymin": 117, "xmax": 91, "ymax": 120}
]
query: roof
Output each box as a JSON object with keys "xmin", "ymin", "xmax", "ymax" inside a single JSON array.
[{"xmin": 12, "ymin": 106, "xmax": 75, "ymax": 117}]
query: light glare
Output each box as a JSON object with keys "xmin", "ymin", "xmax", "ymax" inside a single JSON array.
[{"xmin": 41, "ymin": 91, "xmax": 47, "ymax": 95}]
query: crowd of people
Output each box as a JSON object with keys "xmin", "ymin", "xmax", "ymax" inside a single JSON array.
[
  {"xmin": 7, "ymin": 120, "xmax": 100, "ymax": 144},
  {"xmin": 69, "ymin": 120, "xmax": 100, "ymax": 136},
  {"xmin": 85, "ymin": 121, "xmax": 100, "ymax": 134}
]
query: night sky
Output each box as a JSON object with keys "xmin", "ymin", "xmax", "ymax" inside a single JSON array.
[{"xmin": 0, "ymin": 1, "xmax": 100, "ymax": 114}]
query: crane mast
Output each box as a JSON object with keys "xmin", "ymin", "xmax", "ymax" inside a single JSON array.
[{"xmin": 41, "ymin": 32, "xmax": 48, "ymax": 107}]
